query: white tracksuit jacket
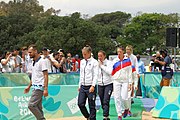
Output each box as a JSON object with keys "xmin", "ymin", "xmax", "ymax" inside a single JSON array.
[
  {"xmin": 112, "ymin": 56, "xmax": 132, "ymax": 83},
  {"xmin": 79, "ymin": 57, "xmax": 98, "ymax": 87},
  {"xmin": 125, "ymin": 53, "xmax": 139, "ymax": 87},
  {"xmin": 97, "ymin": 59, "xmax": 113, "ymax": 86}
]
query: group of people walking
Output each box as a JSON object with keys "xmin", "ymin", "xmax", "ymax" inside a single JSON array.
[
  {"xmin": 78, "ymin": 45, "xmax": 139, "ymax": 120},
  {"xmin": 23, "ymin": 44, "xmax": 139, "ymax": 120},
  {"xmin": 23, "ymin": 44, "xmax": 172, "ymax": 120}
]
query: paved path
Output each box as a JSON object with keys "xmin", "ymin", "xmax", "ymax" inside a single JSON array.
[{"xmin": 48, "ymin": 111, "xmax": 169, "ymax": 120}]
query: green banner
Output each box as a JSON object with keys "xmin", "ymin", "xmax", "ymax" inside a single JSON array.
[
  {"xmin": 0, "ymin": 85, "xmax": 82, "ymax": 120},
  {"xmin": 1, "ymin": 72, "xmax": 180, "ymax": 100},
  {"xmin": 0, "ymin": 73, "xmax": 30, "ymax": 87},
  {"xmin": 0, "ymin": 73, "xmax": 80, "ymax": 87},
  {"xmin": 142, "ymin": 72, "xmax": 180, "ymax": 98},
  {"xmin": 152, "ymin": 87, "xmax": 180, "ymax": 119}
]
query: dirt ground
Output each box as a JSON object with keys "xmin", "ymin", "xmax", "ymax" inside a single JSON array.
[
  {"xmin": 48, "ymin": 111, "xmax": 169, "ymax": 120},
  {"xmin": 141, "ymin": 111, "xmax": 169, "ymax": 120},
  {"xmin": 48, "ymin": 116, "xmax": 85, "ymax": 120}
]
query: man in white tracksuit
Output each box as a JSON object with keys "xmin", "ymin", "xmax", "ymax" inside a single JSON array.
[
  {"xmin": 112, "ymin": 46, "xmax": 132, "ymax": 120},
  {"xmin": 97, "ymin": 50, "xmax": 113, "ymax": 120}
]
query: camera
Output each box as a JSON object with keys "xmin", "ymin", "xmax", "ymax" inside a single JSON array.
[{"xmin": 151, "ymin": 63, "xmax": 155, "ymax": 66}]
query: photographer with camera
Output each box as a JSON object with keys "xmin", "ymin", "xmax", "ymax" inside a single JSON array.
[
  {"xmin": 154, "ymin": 51, "xmax": 164, "ymax": 72},
  {"xmin": 154, "ymin": 49, "xmax": 173, "ymax": 87}
]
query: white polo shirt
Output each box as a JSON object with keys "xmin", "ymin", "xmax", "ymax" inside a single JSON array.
[{"xmin": 31, "ymin": 57, "xmax": 48, "ymax": 86}]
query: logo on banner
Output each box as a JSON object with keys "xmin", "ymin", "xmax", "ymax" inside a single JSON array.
[
  {"xmin": 14, "ymin": 96, "xmax": 32, "ymax": 116},
  {"xmin": 67, "ymin": 97, "xmax": 79, "ymax": 114}
]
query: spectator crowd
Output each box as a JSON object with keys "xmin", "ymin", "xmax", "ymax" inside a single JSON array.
[
  {"xmin": 0, "ymin": 46, "xmax": 81, "ymax": 75},
  {"xmin": 1, "ymin": 45, "xmax": 178, "ymax": 76}
]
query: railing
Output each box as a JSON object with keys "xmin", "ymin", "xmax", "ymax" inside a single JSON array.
[{"xmin": 0, "ymin": 72, "xmax": 80, "ymax": 87}]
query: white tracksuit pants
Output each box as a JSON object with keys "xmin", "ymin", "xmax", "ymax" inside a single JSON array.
[
  {"xmin": 113, "ymin": 81, "xmax": 129, "ymax": 116},
  {"xmin": 121, "ymin": 86, "xmax": 133, "ymax": 112},
  {"xmin": 127, "ymin": 88, "xmax": 132, "ymax": 110}
]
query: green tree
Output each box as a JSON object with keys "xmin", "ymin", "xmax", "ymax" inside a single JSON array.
[
  {"xmin": 91, "ymin": 11, "xmax": 131, "ymax": 40},
  {"xmin": 120, "ymin": 13, "xmax": 178, "ymax": 54}
]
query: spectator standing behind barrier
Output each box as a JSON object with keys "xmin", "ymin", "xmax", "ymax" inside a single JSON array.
[
  {"xmin": 67, "ymin": 52, "xmax": 72, "ymax": 59},
  {"xmin": 21, "ymin": 46, "xmax": 33, "ymax": 78},
  {"xmin": 24, "ymin": 44, "xmax": 48, "ymax": 120},
  {"xmin": 1, "ymin": 51, "xmax": 17, "ymax": 73},
  {"xmin": 50, "ymin": 52, "xmax": 61, "ymax": 73},
  {"xmin": 97, "ymin": 50, "xmax": 113, "ymax": 120},
  {"xmin": 42, "ymin": 47, "xmax": 52, "ymax": 73},
  {"xmin": 72, "ymin": 54, "xmax": 81, "ymax": 72},
  {"xmin": 154, "ymin": 51, "xmax": 164, "ymax": 71},
  {"xmin": 136, "ymin": 54, "xmax": 145, "ymax": 74},
  {"xmin": 154, "ymin": 49, "xmax": 173, "ymax": 87},
  {"xmin": 112, "ymin": 46, "xmax": 132, "ymax": 120},
  {"xmin": 170, "ymin": 57, "xmax": 178, "ymax": 71},
  {"xmin": 78, "ymin": 45, "xmax": 98, "ymax": 120},
  {"xmin": 58, "ymin": 51, "xmax": 67, "ymax": 73},
  {"xmin": 12, "ymin": 47, "xmax": 22, "ymax": 73},
  {"xmin": 21, "ymin": 46, "xmax": 28, "ymax": 73},
  {"xmin": 66, "ymin": 57, "xmax": 73, "ymax": 72},
  {"xmin": 136, "ymin": 54, "xmax": 145, "ymax": 97}
]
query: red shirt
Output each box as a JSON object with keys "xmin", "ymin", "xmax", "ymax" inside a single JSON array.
[{"xmin": 72, "ymin": 58, "xmax": 81, "ymax": 71}]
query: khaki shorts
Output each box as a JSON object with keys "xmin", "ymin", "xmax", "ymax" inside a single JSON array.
[{"xmin": 160, "ymin": 78, "xmax": 171, "ymax": 87}]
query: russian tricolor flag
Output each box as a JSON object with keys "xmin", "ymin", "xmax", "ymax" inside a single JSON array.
[
  {"xmin": 132, "ymin": 65, "xmax": 136, "ymax": 72},
  {"xmin": 112, "ymin": 58, "xmax": 131, "ymax": 76}
]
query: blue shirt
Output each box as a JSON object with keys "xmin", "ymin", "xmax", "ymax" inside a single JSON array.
[
  {"xmin": 138, "ymin": 60, "xmax": 145, "ymax": 74},
  {"xmin": 162, "ymin": 56, "xmax": 172, "ymax": 79}
]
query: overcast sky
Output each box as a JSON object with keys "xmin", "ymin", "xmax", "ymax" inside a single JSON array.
[{"xmin": 2, "ymin": 0, "xmax": 180, "ymax": 17}]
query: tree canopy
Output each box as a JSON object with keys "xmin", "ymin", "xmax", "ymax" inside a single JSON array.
[{"xmin": 0, "ymin": 0, "xmax": 179, "ymax": 57}]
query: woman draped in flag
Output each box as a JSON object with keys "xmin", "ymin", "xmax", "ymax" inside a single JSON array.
[{"xmin": 111, "ymin": 46, "xmax": 132, "ymax": 120}]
